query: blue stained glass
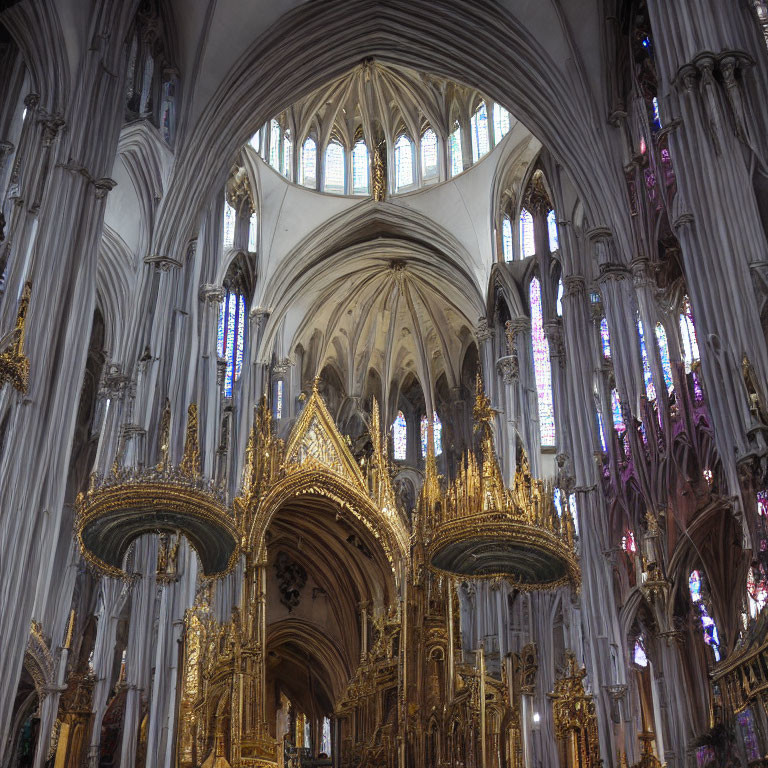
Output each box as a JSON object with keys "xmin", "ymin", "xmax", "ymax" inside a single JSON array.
[
  {"xmin": 395, "ymin": 135, "xmax": 413, "ymax": 190},
  {"xmin": 352, "ymin": 140, "xmax": 369, "ymax": 194},
  {"xmin": 530, "ymin": 277, "xmax": 556, "ymax": 446},
  {"xmin": 689, "ymin": 569, "xmax": 720, "ymax": 661},
  {"xmin": 655, "ymin": 322, "xmax": 673, "ymax": 392},
  {"xmin": 637, "ymin": 319, "xmax": 657, "ymax": 401},
  {"xmin": 502, "ymin": 217, "xmax": 513, "ymax": 261},
  {"xmin": 235, "ymin": 297, "xmax": 245, "ymax": 380},
  {"xmin": 449, "ymin": 125, "xmax": 462, "ymax": 177},
  {"xmin": 597, "ymin": 410, "xmax": 607, "ymax": 452},
  {"xmin": 493, "ymin": 103, "xmax": 511, "ymax": 142},
  {"xmin": 420, "ymin": 415, "xmax": 428, "ymax": 458},
  {"xmin": 274, "ymin": 379, "xmax": 283, "ymax": 419},
  {"xmin": 600, "ymin": 318, "xmax": 611, "ymax": 359},
  {"xmin": 547, "ymin": 209, "xmax": 559, "ymax": 251},
  {"xmin": 737, "ymin": 710, "xmax": 761, "ymax": 761},
  {"xmin": 689, "ymin": 570, "xmax": 702, "ymax": 601},
  {"xmin": 652, "ymin": 97, "xmax": 662, "ymax": 129},
  {"xmin": 553, "ymin": 488, "xmax": 563, "ymax": 517},
  {"xmin": 611, "ymin": 389, "xmax": 625, "ymax": 433},
  {"xmin": 471, "ymin": 102, "xmax": 489, "ymax": 162},
  {"xmin": 421, "ymin": 128, "xmax": 438, "ymax": 179},
  {"xmin": 217, "ymin": 299, "xmax": 226, "ymax": 357},
  {"xmin": 520, "ymin": 208, "xmax": 535, "ymax": 258},
  {"xmin": 393, "ymin": 411, "xmax": 407, "ymax": 461}
]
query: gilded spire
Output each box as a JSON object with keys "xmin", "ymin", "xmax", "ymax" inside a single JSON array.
[
  {"xmin": 156, "ymin": 398, "xmax": 171, "ymax": 472},
  {"xmin": 179, "ymin": 403, "xmax": 201, "ymax": 479},
  {"xmin": 0, "ymin": 281, "xmax": 32, "ymax": 393}
]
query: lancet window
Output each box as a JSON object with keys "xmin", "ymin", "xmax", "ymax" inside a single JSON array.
[
  {"xmin": 633, "ymin": 637, "xmax": 648, "ymax": 667},
  {"xmin": 600, "ymin": 317, "xmax": 611, "ymax": 359},
  {"xmin": 519, "ymin": 208, "xmax": 535, "ymax": 259},
  {"xmin": 449, "ymin": 124, "xmax": 462, "ymax": 177},
  {"xmin": 637, "ymin": 319, "xmax": 656, "ymax": 401},
  {"xmin": 395, "ymin": 134, "xmax": 414, "ymax": 190},
  {"xmin": 547, "ymin": 209, "xmax": 559, "ymax": 251},
  {"xmin": 248, "ymin": 211, "xmax": 257, "ymax": 252},
  {"xmin": 222, "ymin": 200, "xmax": 236, "ymax": 250},
  {"xmin": 420, "ymin": 412, "xmax": 443, "ymax": 458},
  {"xmin": 501, "ymin": 216, "xmax": 513, "ymax": 262},
  {"xmin": 655, "ymin": 322, "xmax": 673, "ymax": 392},
  {"xmin": 218, "ymin": 291, "xmax": 246, "ymax": 397},
  {"xmin": 493, "ymin": 103, "xmax": 511, "ymax": 142},
  {"xmin": 530, "ymin": 277, "xmax": 555, "ymax": 446},
  {"xmin": 689, "ymin": 570, "xmax": 721, "ymax": 661},
  {"xmin": 324, "ymin": 141, "xmax": 345, "ymax": 193},
  {"xmin": 556, "ymin": 278, "xmax": 563, "ymax": 316},
  {"xmin": 301, "ymin": 138, "xmax": 317, "ymax": 188},
  {"xmin": 269, "ymin": 119, "xmax": 281, "ymax": 169},
  {"xmin": 679, "ymin": 296, "xmax": 700, "ymax": 373},
  {"xmin": 352, "ymin": 140, "xmax": 369, "ymax": 194},
  {"xmin": 421, "ymin": 128, "xmax": 438, "ymax": 179},
  {"xmin": 471, "ymin": 101, "xmax": 490, "ymax": 162},
  {"xmin": 273, "ymin": 379, "xmax": 283, "ymax": 419},
  {"xmin": 282, "ymin": 132, "xmax": 292, "ymax": 178},
  {"xmin": 611, "ymin": 389, "xmax": 625, "ymax": 434},
  {"xmin": 392, "ymin": 411, "xmax": 407, "ymax": 461}
]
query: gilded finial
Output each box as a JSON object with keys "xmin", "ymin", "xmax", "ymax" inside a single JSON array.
[
  {"xmin": 64, "ymin": 609, "xmax": 76, "ymax": 650},
  {"xmin": 0, "ymin": 281, "xmax": 32, "ymax": 393},
  {"xmin": 179, "ymin": 403, "xmax": 200, "ymax": 478},
  {"xmin": 372, "ymin": 145, "xmax": 386, "ymax": 202},
  {"xmin": 473, "ymin": 373, "xmax": 493, "ymax": 428},
  {"xmin": 156, "ymin": 398, "xmax": 171, "ymax": 472}
]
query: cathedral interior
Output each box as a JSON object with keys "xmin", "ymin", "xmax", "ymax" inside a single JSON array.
[{"xmin": 3, "ymin": 1, "xmax": 768, "ymax": 767}]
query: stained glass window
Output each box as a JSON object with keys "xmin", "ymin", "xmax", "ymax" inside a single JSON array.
[
  {"xmin": 352, "ymin": 140, "xmax": 369, "ymax": 194},
  {"xmin": 611, "ymin": 389, "xmax": 625, "ymax": 433},
  {"xmin": 633, "ymin": 637, "xmax": 648, "ymax": 667},
  {"xmin": 493, "ymin": 103, "xmax": 511, "ymax": 142},
  {"xmin": 637, "ymin": 319, "xmax": 657, "ymax": 401},
  {"xmin": 269, "ymin": 119, "xmax": 281, "ymax": 169},
  {"xmin": 758, "ymin": 490, "xmax": 768, "ymax": 516},
  {"xmin": 554, "ymin": 488, "xmax": 563, "ymax": 517},
  {"xmin": 471, "ymin": 102, "xmax": 489, "ymax": 162},
  {"xmin": 249, "ymin": 130, "xmax": 261, "ymax": 151},
  {"xmin": 502, "ymin": 217, "xmax": 513, "ymax": 261},
  {"xmin": 321, "ymin": 716, "xmax": 332, "ymax": 757},
  {"xmin": 679, "ymin": 296, "xmax": 700, "ymax": 373},
  {"xmin": 420, "ymin": 412, "xmax": 443, "ymax": 457},
  {"xmin": 597, "ymin": 410, "xmax": 607, "ymax": 452},
  {"xmin": 520, "ymin": 208, "xmax": 535, "ymax": 258},
  {"xmin": 421, "ymin": 128, "xmax": 438, "ymax": 179},
  {"xmin": 655, "ymin": 322, "xmax": 673, "ymax": 392},
  {"xmin": 547, "ymin": 209, "xmax": 559, "ymax": 251},
  {"xmin": 449, "ymin": 125, "xmax": 462, "ymax": 177},
  {"xmin": 393, "ymin": 411, "xmax": 407, "ymax": 461},
  {"xmin": 395, "ymin": 134, "xmax": 414, "ymax": 190},
  {"xmin": 747, "ymin": 564, "xmax": 768, "ymax": 617},
  {"xmin": 621, "ymin": 531, "xmax": 636, "ymax": 552},
  {"xmin": 530, "ymin": 277, "xmax": 556, "ymax": 446},
  {"xmin": 324, "ymin": 141, "xmax": 345, "ymax": 193},
  {"xmin": 223, "ymin": 200, "xmax": 236, "ymax": 249},
  {"xmin": 689, "ymin": 570, "xmax": 721, "ymax": 661},
  {"xmin": 652, "ymin": 96, "xmax": 662, "ymax": 130},
  {"xmin": 600, "ymin": 317, "xmax": 611, "ymax": 359},
  {"xmin": 218, "ymin": 291, "xmax": 246, "ymax": 397},
  {"xmin": 696, "ymin": 746, "xmax": 715, "ymax": 768},
  {"xmin": 282, "ymin": 133, "xmax": 292, "ymax": 178},
  {"xmin": 301, "ymin": 138, "xmax": 317, "ymax": 188},
  {"xmin": 737, "ymin": 709, "xmax": 761, "ymax": 761},
  {"xmin": 248, "ymin": 211, "xmax": 258, "ymax": 252},
  {"xmin": 274, "ymin": 379, "xmax": 283, "ymax": 419},
  {"xmin": 556, "ymin": 278, "xmax": 563, "ymax": 316}
]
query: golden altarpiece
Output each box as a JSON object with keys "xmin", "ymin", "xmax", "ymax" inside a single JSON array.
[{"xmin": 76, "ymin": 380, "xmax": 595, "ymax": 768}]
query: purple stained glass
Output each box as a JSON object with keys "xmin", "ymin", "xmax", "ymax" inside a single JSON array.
[
  {"xmin": 655, "ymin": 323, "xmax": 673, "ymax": 392},
  {"xmin": 633, "ymin": 637, "xmax": 648, "ymax": 667},
  {"xmin": 692, "ymin": 371, "xmax": 704, "ymax": 403},
  {"xmin": 637, "ymin": 319, "xmax": 657, "ymax": 401},
  {"xmin": 758, "ymin": 490, "xmax": 768, "ymax": 517},
  {"xmin": 530, "ymin": 277, "xmax": 555, "ymax": 445},
  {"xmin": 393, "ymin": 411, "xmax": 407, "ymax": 461},
  {"xmin": 611, "ymin": 389, "xmax": 625, "ymax": 434},
  {"xmin": 689, "ymin": 569, "xmax": 721, "ymax": 661},
  {"xmin": 696, "ymin": 746, "xmax": 715, "ymax": 768},
  {"xmin": 235, "ymin": 296, "xmax": 245, "ymax": 380},
  {"xmin": 600, "ymin": 318, "xmax": 611, "ymax": 359},
  {"xmin": 737, "ymin": 709, "xmax": 761, "ymax": 761},
  {"xmin": 219, "ymin": 292, "xmax": 246, "ymax": 397}
]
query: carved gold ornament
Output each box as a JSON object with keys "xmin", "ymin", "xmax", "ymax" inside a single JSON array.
[{"xmin": 0, "ymin": 281, "xmax": 31, "ymax": 394}]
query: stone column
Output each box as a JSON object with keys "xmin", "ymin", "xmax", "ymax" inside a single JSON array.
[{"xmin": 0, "ymin": 2, "xmax": 139, "ymax": 747}]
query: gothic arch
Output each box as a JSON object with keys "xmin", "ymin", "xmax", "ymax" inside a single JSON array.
[{"xmin": 150, "ymin": 0, "xmax": 632, "ymax": 269}]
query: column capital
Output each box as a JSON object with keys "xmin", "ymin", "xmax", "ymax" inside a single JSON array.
[
  {"xmin": 475, "ymin": 317, "xmax": 494, "ymax": 342},
  {"xmin": 199, "ymin": 283, "xmax": 225, "ymax": 304}
]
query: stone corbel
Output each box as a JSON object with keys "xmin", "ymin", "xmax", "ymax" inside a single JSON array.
[
  {"xmin": 272, "ymin": 357, "xmax": 293, "ymax": 376},
  {"xmin": 57, "ymin": 161, "xmax": 117, "ymax": 199},
  {"xmin": 38, "ymin": 111, "xmax": 66, "ymax": 148},
  {"xmin": 199, "ymin": 283, "xmax": 225, "ymax": 304},
  {"xmin": 144, "ymin": 253, "xmax": 182, "ymax": 270},
  {"xmin": 719, "ymin": 51, "xmax": 754, "ymax": 146}
]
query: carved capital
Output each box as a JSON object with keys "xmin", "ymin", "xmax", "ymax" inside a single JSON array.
[
  {"xmin": 475, "ymin": 317, "xmax": 493, "ymax": 342},
  {"xmin": 23, "ymin": 93, "xmax": 40, "ymax": 110},
  {"xmin": 496, "ymin": 355, "xmax": 519, "ymax": 384},
  {"xmin": 273, "ymin": 357, "xmax": 292, "ymax": 376},
  {"xmin": 199, "ymin": 283, "xmax": 225, "ymax": 304}
]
